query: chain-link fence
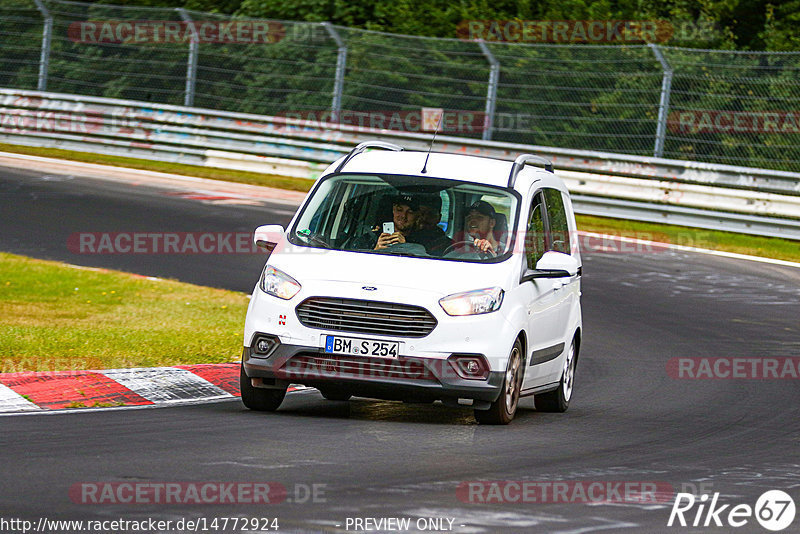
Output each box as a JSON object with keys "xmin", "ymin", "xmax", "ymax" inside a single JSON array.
[{"xmin": 2, "ymin": 0, "xmax": 800, "ymax": 171}]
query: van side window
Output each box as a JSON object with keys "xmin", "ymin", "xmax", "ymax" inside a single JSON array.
[
  {"xmin": 543, "ymin": 188, "xmax": 571, "ymax": 255},
  {"xmin": 525, "ymin": 193, "xmax": 546, "ymax": 268}
]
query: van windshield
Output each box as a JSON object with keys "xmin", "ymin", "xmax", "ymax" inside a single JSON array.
[{"xmin": 289, "ymin": 174, "xmax": 519, "ymax": 262}]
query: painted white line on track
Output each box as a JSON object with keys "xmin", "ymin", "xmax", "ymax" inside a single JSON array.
[
  {"xmin": 0, "ymin": 151, "xmax": 307, "ymax": 205},
  {"xmin": 63, "ymin": 263, "xmax": 166, "ymax": 281}
]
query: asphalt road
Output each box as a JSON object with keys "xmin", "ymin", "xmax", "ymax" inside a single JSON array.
[
  {"xmin": 0, "ymin": 163, "xmax": 297, "ymax": 291},
  {"xmin": 1, "ymin": 162, "xmax": 799, "ymax": 533}
]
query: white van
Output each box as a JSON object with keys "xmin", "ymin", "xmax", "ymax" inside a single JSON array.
[{"xmin": 241, "ymin": 141, "xmax": 582, "ymax": 424}]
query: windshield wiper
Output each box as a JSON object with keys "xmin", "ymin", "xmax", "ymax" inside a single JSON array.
[{"xmin": 294, "ymin": 230, "xmax": 332, "ymax": 249}]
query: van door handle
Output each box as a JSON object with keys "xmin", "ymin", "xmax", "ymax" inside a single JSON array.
[{"xmin": 553, "ymin": 281, "xmax": 564, "ymax": 290}]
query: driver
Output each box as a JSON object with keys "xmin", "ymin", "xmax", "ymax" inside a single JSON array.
[{"xmin": 459, "ymin": 200, "xmax": 504, "ymax": 256}]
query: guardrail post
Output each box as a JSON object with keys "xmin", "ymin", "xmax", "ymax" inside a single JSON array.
[
  {"xmin": 177, "ymin": 8, "xmax": 199, "ymax": 107},
  {"xmin": 649, "ymin": 43, "xmax": 673, "ymax": 158},
  {"xmin": 321, "ymin": 22, "xmax": 347, "ymax": 122},
  {"xmin": 32, "ymin": 0, "xmax": 52, "ymax": 91},
  {"xmin": 477, "ymin": 40, "xmax": 499, "ymax": 142}
]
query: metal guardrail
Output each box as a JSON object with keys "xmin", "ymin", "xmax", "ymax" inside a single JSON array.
[
  {"xmin": 1, "ymin": 88, "xmax": 799, "ymax": 240},
  {"xmin": 7, "ymin": 0, "xmax": 800, "ymax": 171},
  {"xmin": 572, "ymin": 196, "xmax": 800, "ymax": 240}
]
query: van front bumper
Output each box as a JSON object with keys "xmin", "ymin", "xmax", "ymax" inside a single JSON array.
[{"xmin": 242, "ymin": 342, "xmax": 505, "ymax": 406}]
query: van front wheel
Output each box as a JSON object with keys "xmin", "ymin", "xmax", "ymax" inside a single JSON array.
[
  {"xmin": 474, "ymin": 339, "xmax": 523, "ymax": 425},
  {"xmin": 240, "ymin": 364, "xmax": 286, "ymax": 411},
  {"xmin": 319, "ymin": 389, "xmax": 351, "ymax": 401}
]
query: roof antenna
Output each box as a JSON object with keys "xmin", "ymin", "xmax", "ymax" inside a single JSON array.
[{"xmin": 421, "ymin": 111, "xmax": 443, "ymax": 174}]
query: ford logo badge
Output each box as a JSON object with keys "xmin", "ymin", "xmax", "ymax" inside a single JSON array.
[{"xmin": 362, "ymin": 286, "xmax": 377, "ymax": 291}]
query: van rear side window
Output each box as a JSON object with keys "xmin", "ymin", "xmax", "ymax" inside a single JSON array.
[{"xmin": 543, "ymin": 188, "xmax": 571, "ymax": 255}]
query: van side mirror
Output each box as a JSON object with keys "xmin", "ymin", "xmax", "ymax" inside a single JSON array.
[
  {"xmin": 253, "ymin": 225, "xmax": 285, "ymax": 253},
  {"xmin": 521, "ymin": 251, "xmax": 580, "ymax": 283}
]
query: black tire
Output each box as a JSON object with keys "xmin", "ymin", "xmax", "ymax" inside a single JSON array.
[
  {"xmin": 474, "ymin": 339, "xmax": 524, "ymax": 425},
  {"xmin": 240, "ymin": 364, "xmax": 286, "ymax": 411},
  {"xmin": 319, "ymin": 389, "xmax": 351, "ymax": 401},
  {"xmin": 534, "ymin": 338, "xmax": 577, "ymax": 413}
]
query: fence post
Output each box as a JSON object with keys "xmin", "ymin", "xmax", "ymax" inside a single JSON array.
[
  {"xmin": 649, "ymin": 43, "xmax": 673, "ymax": 158},
  {"xmin": 177, "ymin": 8, "xmax": 199, "ymax": 107},
  {"xmin": 322, "ymin": 22, "xmax": 346, "ymax": 121},
  {"xmin": 477, "ymin": 40, "xmax": 499, "ymax": 142},
  {"xmin": 32, "ymin": 0, "xmax": 52, "ymax": 91}
]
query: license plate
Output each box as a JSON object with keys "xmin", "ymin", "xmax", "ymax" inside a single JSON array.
[{"xmin": 324, "ymin": 335, "xmax": 399, "ymax": 358}]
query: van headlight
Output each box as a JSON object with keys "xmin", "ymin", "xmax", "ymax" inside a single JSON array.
[
  {"xmin": 439, "ymin": 287, "xmax": 504, "ymax": 316},
  {"xmin": 259, "ymin": 266, "xmax": 301, "ymax": 300}
]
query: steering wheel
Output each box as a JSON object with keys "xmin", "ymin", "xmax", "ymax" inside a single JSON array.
[{"xmin": 442, "ymin": 240, "xmax": 491, "ymax": 259}]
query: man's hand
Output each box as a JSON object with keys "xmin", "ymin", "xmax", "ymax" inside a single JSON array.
[
  {"xmin": 375, "ymin": 232, "xmax": 406, "ymax": 250},
  {"xmin": 473, "ymin": 238, "xmax": 496, "ymax": 255}
]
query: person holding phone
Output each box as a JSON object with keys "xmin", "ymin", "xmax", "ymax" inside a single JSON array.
[
  {"xmin": 374, "ymin": 194, "xmax": 419, "ymax": 250},
  {"xmin": 349, "ymin": 194, "xmax": 420, "ymax": 251}
]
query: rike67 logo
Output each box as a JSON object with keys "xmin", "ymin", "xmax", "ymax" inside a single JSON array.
[{"xmin": 668, "ymin": 490, "xmax": 796, "ymax": 531}]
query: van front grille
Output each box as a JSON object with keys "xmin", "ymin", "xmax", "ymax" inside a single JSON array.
[{"xmin": 295, "ymin": 297, "xmax": 437, "ymax": 338}]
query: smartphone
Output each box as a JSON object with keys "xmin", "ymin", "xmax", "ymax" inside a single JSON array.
[{"xmin": 383, "ymin": 222, "xmax": 395, "ymax": 234}]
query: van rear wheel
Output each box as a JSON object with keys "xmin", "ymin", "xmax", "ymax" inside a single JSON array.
[
  {"xmin": 535, "ymin": 339, "xmax": 576, "ymax": 413},
  {"xmin": 474, "ymin": 339, "xmax": 523, "ymax": 425}
]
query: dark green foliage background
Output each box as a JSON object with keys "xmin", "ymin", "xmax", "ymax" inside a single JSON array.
[{"xmin": 1, "ymin": 0, "xmax": 799, "ymax": 170}]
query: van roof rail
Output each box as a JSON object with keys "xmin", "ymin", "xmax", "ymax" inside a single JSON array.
[
  {"xmin": 507, "ymin": 154, "xmax": 553, "ymax": 188},
  {"xmin": 334, "ymin": 141, "xmax": 404, "ymax": 173}
]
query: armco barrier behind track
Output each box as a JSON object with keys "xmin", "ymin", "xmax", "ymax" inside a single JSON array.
[{"xmin": 1, "ymin": 88, "xmax": 799, "ymax": 240}]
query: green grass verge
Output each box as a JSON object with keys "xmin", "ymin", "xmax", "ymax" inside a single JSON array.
[
  {"xmin": 576, "ymin": 215, "xmax": 800, "ymax": 263},
  {"xmin": 0, "ymin": 252, "xmax": 248, "ymax": 373},
  {"xmin": 0, "ymin": 143, "xmax": 314, "ymax": 192},
  {"xmin": 0, "ymin": 143, "xmax": 797, "ymax": 262}
]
